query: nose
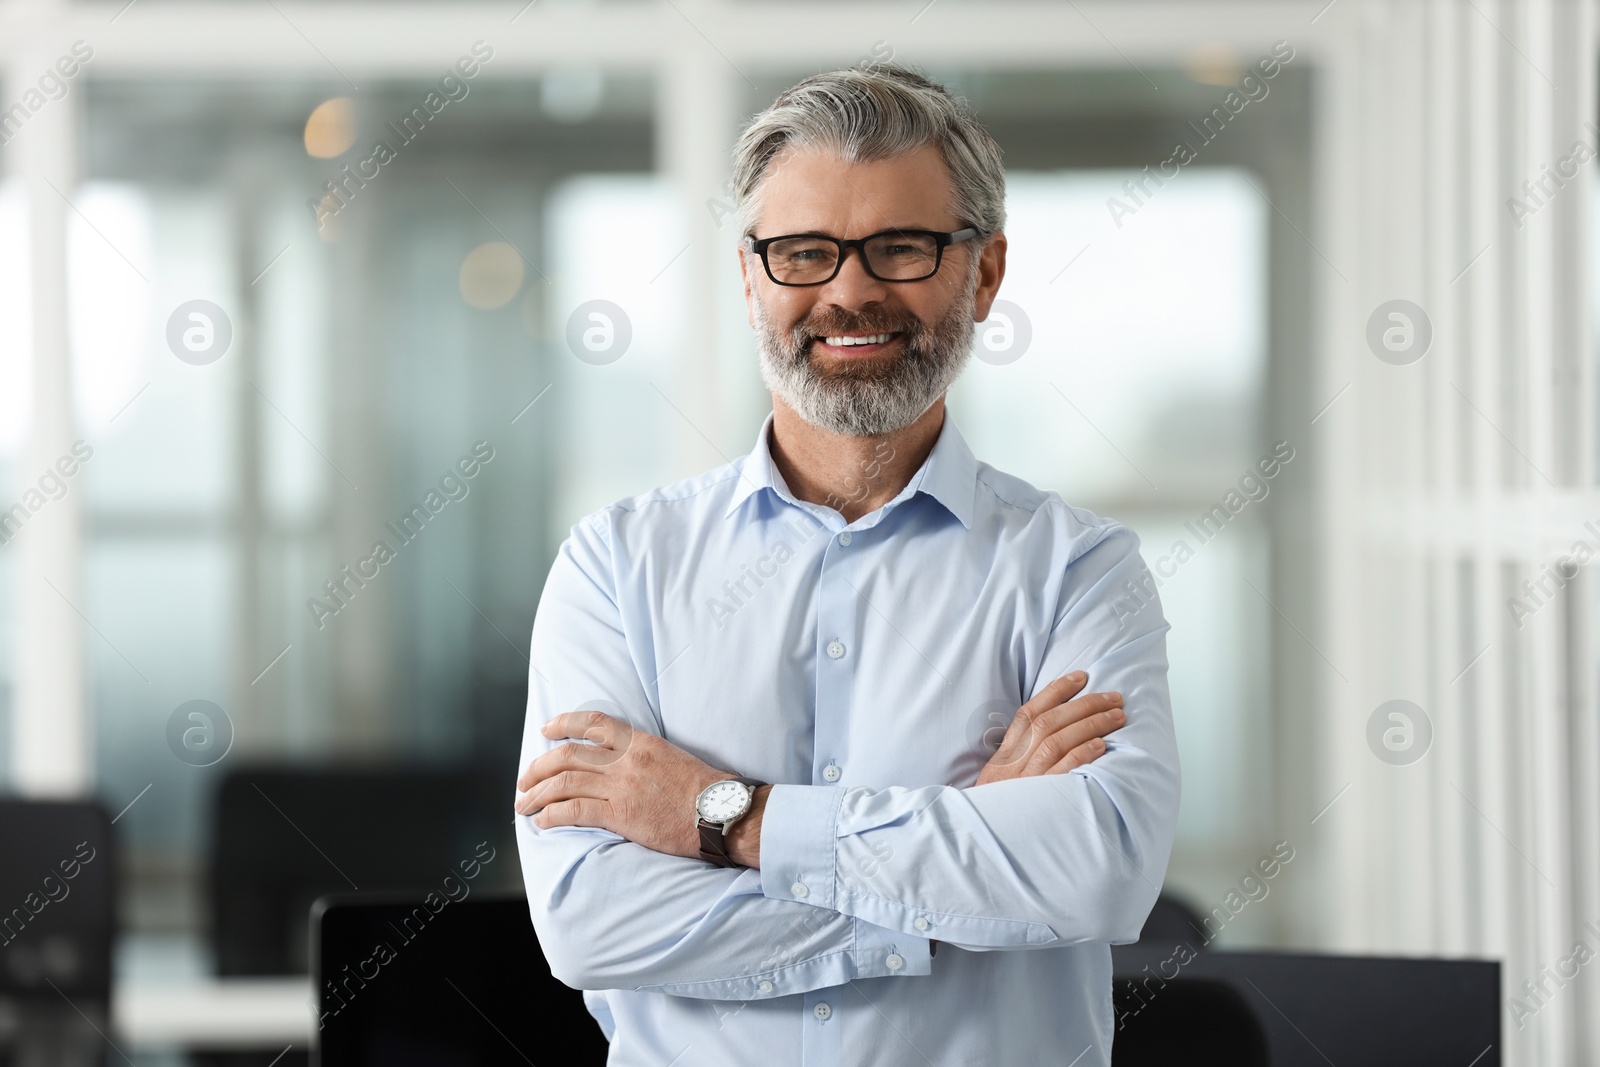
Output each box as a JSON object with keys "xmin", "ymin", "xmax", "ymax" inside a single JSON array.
[{"xmin": 815, "ymin": 244, "xmax": 889, "ymax": 306}]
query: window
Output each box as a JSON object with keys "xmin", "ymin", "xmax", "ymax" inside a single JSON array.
[{"xmin": 952, "ymin": 167, "xmax": 1273, "ymax": 911}]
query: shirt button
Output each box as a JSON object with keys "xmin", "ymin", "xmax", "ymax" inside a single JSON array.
[
  {"xmin": 758, "ymin": 980, "xmax": 774, "ymax": 993},
  {"xmin": 791, "ymin": 881, "xmax": 809, "ymax": 898},
  {"xmin": 914, "ymin": 917, "xmax": 930, "ymax": 932},
  {"xmin": 813, "ymin": 1003, "xmax": 832, "ymax": 1022},
  {"xmin": 838, "ymin": 531, "xmax": 852, "ymax": 546},
  {"xmin": 886, "ymin": 953, "xmax": 904, "ymax": 970},
  {"xmin": 826, "ymin": 641, "xmax": 845, "ymax": 659},
  {"xmin": 822, "ymin": 763, "xmax": 841, "ymax": 782}
]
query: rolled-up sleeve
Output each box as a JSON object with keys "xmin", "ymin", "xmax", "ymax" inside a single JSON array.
[
  {"xmin": 515, "ymin": 514, "xmax": 933, "ymax": 999},
  {"xmin": 757, "ymin": 522, "xmax": 1181, "ymax": 952}
]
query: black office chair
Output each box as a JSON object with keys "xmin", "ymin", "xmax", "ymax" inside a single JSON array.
[
  {"xmin": 1111, "ymin": 947, "xmax": 1501, "ymax": 1065},
  {"xmin": 1112, "ymin": 977, "xmax": 1270, "ymax": 1067},
  {"xmin": 0, "ymin": 799, "xmax": 114, "ymax": 1067},
  {"xmin": 202, "ymin": 764, "xmax": 518, "ymax": 1067},
  {"xmin": 1136, "ymin": 891, "xmax": 1209, "ymax": 949},
  {"xmin": 209, "ymin": 764, "xmax": 517, "ymax": 976}
]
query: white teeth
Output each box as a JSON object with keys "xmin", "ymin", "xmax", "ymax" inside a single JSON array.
[{"xmin": 823, "ymin": 333, "xmax": 894, "ymax": 347}]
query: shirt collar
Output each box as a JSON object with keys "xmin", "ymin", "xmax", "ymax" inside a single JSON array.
[{"xmin": 723, "ymin": 409, "xmax": 977, "ymax": 530}]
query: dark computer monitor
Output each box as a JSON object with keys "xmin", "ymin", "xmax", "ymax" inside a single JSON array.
[
  {"xmin": 311, "ymin": 892, "xmax": 609, "ymax": 1067},
  {"xmin": 1112, "ymin": 945, "xmax": 1500, "ymax": 1066},
  {"xmin": 212, "ymin": 765, "xmax": 518, "ymax": 978}
]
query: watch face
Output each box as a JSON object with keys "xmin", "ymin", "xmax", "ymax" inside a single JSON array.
[{"xmin": 697, "ymin": 780, "xmax": 751, "ymax": 823}]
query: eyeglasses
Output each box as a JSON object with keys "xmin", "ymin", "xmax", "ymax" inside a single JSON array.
[{"xmin": 743, "ymin": 226, "xmax": 981, "ymax": 286}]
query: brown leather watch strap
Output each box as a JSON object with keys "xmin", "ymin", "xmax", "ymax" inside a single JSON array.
[{"xmin": 698, "ymin": 821, "xmax": 737, "ymax": 867}]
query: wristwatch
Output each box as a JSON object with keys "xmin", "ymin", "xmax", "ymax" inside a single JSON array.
[{"xmin": 695, "ymin": 776, "xmax": 765, "ymax": 867}]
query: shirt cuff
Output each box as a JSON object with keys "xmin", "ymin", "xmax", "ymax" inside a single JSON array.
[
  {"xmin": 759, "ymin": 783, "xmax": 847, "ymax": 911},
  {"xmin": 852, "ymin": 916, "xmax": 934, "ymax": 979}
]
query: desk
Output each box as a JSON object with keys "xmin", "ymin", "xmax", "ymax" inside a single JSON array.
[{"xmin": 113, "ymin": 977, "xmax": 313, "ymax": 1050}]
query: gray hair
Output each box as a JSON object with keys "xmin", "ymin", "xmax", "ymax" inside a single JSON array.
[{"xmin": 730, "ymin": 64, "xmax": 1006, "ymax": 239}]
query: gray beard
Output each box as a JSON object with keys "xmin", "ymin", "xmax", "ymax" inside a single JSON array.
[{"xmin": 752, "ymin": 265, "xmax": 979, "ymax": 437}]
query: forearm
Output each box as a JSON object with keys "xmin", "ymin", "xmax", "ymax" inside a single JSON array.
[
  {"xmin": 755, "ymin": 625, "xmax": 1179, "ymax": 951},
  {"xmin": 517, "ymin": 809, "xmax": 931, "ymax": 999},
  {"xmin": 518, "ymin": 524, "xmax": 934, "ymax": 998},
  {"xmin": 754, "ymin": 778, "xmax": 1168, "ymax": 952}
]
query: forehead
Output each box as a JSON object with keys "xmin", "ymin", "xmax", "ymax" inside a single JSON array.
[{"xmin": 752, "ymin": 142, "xmax": 957, "ymax": 234}]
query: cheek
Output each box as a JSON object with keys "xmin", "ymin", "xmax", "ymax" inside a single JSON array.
[
  {"xmin": 764, "ymin": 291, "xmax": 814, "ymax": 328},
  {"xmin": 897, "ymin": 287, "xmax": 950, "ymax": 327}
]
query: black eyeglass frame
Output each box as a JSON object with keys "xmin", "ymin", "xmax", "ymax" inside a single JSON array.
[{"xmin": 742, "ymin": 226, "xmax": 983, "ymax": 286}]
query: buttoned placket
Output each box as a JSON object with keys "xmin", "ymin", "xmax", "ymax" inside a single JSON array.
[
  {"xmin": 802, "ymin": 983, "xmax": 841, "ymax": 1063},
  {"xmin": 812, "ymin": 510, "xmax": 879, "ymax": 803},
  {"xmin": 770, "ymin": 468, "xmax": 929, "ymax": 1067},
  {"xmin": 809, "ymin": 513, "xmax": 859, "ymax": 1065}
]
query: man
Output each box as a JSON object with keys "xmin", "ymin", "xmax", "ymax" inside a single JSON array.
[{"xmin": 514, "ymin": 65, "xmax": 1180, "ymax": 1066}]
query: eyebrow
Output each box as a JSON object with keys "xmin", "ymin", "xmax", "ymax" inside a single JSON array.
[{"xmin": 766, "ymin": 224, "xmax": 945, "ymax": 237}]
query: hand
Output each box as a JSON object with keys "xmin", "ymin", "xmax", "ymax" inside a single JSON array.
[
  {"xmin": 974, "ymin": 671, "xmax": 1124, "ymax": 786},
  {"xmin": 516, "ymin": 710, "xmax": 731, "ymax": 861}
]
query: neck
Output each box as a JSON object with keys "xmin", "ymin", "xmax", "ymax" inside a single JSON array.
[{"xmin": 767, "ymin": 396, "xmax": 946, "ymax": 524}]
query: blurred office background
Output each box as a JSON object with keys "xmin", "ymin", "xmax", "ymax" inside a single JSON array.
[{"xmin": 0, "ymin": 0, "xmax": 1596, "ymax": 1064}]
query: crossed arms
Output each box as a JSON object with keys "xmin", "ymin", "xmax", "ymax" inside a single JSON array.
[{"xmin": 512, "ymin": 514, "xmax": 1180, "ymax": 1001}]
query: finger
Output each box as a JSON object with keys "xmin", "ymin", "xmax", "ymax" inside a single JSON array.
[
  {"xmin": 1042, "ymin": 737, "xmax": 1107, "ymax": 776},
  {"xmin": 1038, "ymin": 699, "xmax": 1126, "ymax": 749},
  {"xmin": 993, "ymin": 675, "xmax": 1087, "ymax": 760},
  {"xmin": 531, "ymin": 796, "xmax": 611, "ymax": 831},
  {"xmin": 987, "ymin": 677, "xmax": 1103, "ymax": 773},
  {"xmin": 1016, "ymin": 671, "xmax": 1089, "ymax": 720},
  {"xmin": 515, "ymin": 742, "xmax": 579, "ymax": 793},
  {"xmin": 1026, "ymin": 690, "xmax": 1124, "ymax": 742},
  {"xmin": 1024, "ymin": 708, "xmax": 1124, "ymax": 776},
  {"xmin": 992, "ymin": 675, "xmax": 1094, "ymax": 758},
  {"xmin": 991, "ymin": 692, "xmax": 1119, "ymax": 772},
  {"xmin": 986, "ymin": 708, "xmax": 1037, "ymax": 770},
  {"xmin": 540, "ymin": 710, "xmax": 619, "ymax": 744},
  {"xmin": 515, "ymin": 767, "xmax": 604, "ymax": 816},
  {"xmin": 541, "ymin": 710, "xmax": 627, "ymax": 746},
  {"xmin": 516, "ymin": 759, "xmax": 538, "ymax": 793},
  {"xmin": 516, "ymin": 741, "xmax": 602, "ymax": 791}
]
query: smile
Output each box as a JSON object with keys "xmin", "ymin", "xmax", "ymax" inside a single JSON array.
[{"xmin": 812, "ymin": 332, "xmax": 902, "ymax": 354}]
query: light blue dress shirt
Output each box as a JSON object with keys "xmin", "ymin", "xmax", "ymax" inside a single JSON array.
[{"xmin": 516, "ymin": 408, "xmax": 1180, "ymax": 1067}]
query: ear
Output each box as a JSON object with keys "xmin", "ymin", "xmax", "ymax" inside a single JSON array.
[
  {"xmin": 971, "ymin": 231, "xmax": 1008, "ymax": 322},
  {"xmin": 739, "ymin": 246, "xmax": 757, "ymax": 329}
]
